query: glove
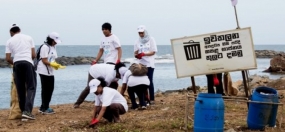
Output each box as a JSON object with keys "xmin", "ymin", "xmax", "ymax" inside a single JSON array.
[
  {"xmin": 50, "ymin": 61, "xmax": 66, "ymax": 70},
  {"xmin": 50, "ymin": 61, "xmax": 60, "ymax": 70},
  {"xmin": 91, "ymin": 60, "xmax": 97, "ymax": 65},
  {"xmin": 213, "ymin": 75, "xmax": 219, "ymax": 86},
  {"xmin": 89, "ymin": 118, "xmax": 99, "ymax": 127},
  {"xmin": 116, "ymin": 59, "xmax": 120, "ymax": 64},
  {"xmin": 137, "ymin": 52, "xmax": 145, "ymax": 59}
]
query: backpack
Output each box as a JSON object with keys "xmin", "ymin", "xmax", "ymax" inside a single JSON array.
[
  {"xmin": 129, "ymin": 63, "xmax": 148, "ymax": 76},
  {"xmin": 34, "ymin": 43, "xmax": 50, "ymax": 74}
]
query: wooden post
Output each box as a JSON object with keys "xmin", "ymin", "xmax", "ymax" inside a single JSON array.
[
  {"xmin": 191, "ymin": 76, "xmax": 197, "ymax": 94},
  {"xmin": 242, "ymin": 70, "xmax": 249, "ymax": 97}
]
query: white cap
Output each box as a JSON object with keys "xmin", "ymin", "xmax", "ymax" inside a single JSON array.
[
  {"xmin": 10, "ymin": 24, "xmax": 19, "ymax": 29},
  {"xmin": 119, "ymin": 67, "xmax": 128, "ymax": 79},
  {"xmin": 89, "ymin": 79, "xmax": 100, "ymax": 93},
  {"xmin": 49, "ymin": 32, "xmax": 62, "ymax": 44},
  {"xmin": 137, "ymin": 25, "xmax": 146, "ymax": 32}
]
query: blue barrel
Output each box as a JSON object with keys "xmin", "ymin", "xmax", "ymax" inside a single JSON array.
[
  {"xmin": 194, "ymin": 93, "xmax": 225, "ymax": 132},
  {"xmin": 247, "ymin": 87, "xmax": 279, "ymax": 130}
]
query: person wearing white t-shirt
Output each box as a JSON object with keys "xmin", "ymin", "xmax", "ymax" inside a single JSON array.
[
  {"xmin": 92, "ymin": 22, "xmax": 122, "ymax": 65},
  {"xmin": 89, "ymin": 78, "xmax": 128, "ymax": 127},
  {"xmin": 73, "ymin": 63, "xmax": 128, "ymax": 108},
  {"xmin": 120, "ymin": 69, "xmax": 150, "ymax": 110},
  {"xmin": 134, "ymin": 25, "xmax": 158, "ymax": 104},
  {"xmin": 37, "ymin": 32, "xmax": 63, "ymax": 114},
  {"xmin": 5, "ymin": 24, "xmax": 37, "ymax": 120}
]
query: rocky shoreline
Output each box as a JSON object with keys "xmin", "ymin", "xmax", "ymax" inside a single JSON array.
[{"xmin": 0, "ymin": 50, "xmax": 284, "ymax": 68}]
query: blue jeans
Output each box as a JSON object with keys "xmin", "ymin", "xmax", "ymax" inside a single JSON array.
[{"xmin": 147, "ymin": 67, "xmax": 155, "ymax": 101}]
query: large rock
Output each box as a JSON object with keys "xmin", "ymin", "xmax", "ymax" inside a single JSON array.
[{"xmin": 267, "ymin": 55, "xmax": 285, "ymax": 72}]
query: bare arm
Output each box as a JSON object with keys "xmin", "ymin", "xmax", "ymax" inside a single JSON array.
[
  {"xmin": 96, "ymin": 106, "xmax": 107, "ymax": 121},
  {"xmin": 5, "ymin": 53, "xmax": 13, "ymax": 65},
  {"xmin": 116, "ymin": 47, "xmax": 122, "ymax": 61},
  {"xmin": 144, "ymin": 51, "xmax": 156, "ymax": 56},
  {"xmin": 134, "ymin": 50, "xmax": 139, "ymax": 57},
  {"xmin": 95, "ymin": 48, "xmax": 104, "ymax": 62},
  {"xmin": 41, "ymin": 58, "xmax": 51, "ymax": 65},
  {"xmin": 92, "ymin": 106, "xmax": 98, "ymax": 118},
  {"xmin": 31, "ymin": 48, "xmax": 36, "ymax": 59},
  {"xmin": 120, "ymin": 83, "xmax": 127, "ymax": 95}
]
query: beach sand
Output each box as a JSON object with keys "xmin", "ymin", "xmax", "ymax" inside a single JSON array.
[{"xmin": 0, "ymin": 90, "xmax": 284, "ymax": 132}]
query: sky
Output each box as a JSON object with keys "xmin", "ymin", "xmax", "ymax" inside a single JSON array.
[{"xmin": 0, "ymin": 0, "xmax": 284, "ymax": 45}]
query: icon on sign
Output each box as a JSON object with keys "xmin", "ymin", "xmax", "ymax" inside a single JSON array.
[{"xmin": 183, "ymin": 40, "xmax": 202, "ymax": 60}]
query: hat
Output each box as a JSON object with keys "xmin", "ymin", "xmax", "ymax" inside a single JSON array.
[
  {"xmin": 119, "ymin": 67, "xmax": 128, "ymax": 79},
  {"xmin": 10, "ymin": 24, "xmax": 19, "ymax": 29},
  {"xmin": 49, "ymin": 32, "xmax": 62, "ymax": 44},
  {"xmin": 89, "ymin": 79, "xmax": 101, "ymax": 93},
  {"xmin": 137, "ymin": 25, "xmax": 146, "ymax": 32}
]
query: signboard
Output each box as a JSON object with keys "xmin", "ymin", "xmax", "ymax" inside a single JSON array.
[{"xmin": 171, "ymin": 27, "xmax": 257, "ymax": 78}]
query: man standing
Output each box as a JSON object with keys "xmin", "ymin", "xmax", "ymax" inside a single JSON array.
[
  {"xmin": 92, "ymin": 22, "xmax": 122, "ymax": 65},
  {"xmin": 89, "ymin": 78, "xmax": 128, "ymax": 127},
  {"xmin": 5, "ymin": 24, "xmax": 37, "ymax": 120}
]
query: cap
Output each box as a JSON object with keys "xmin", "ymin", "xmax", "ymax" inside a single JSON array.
[
  {"xmin": 10, "ymin": 24, "xmax": 19, "ymax": 29},
  {"xmin": 49, "ymin": 32, "xmax": 62, "ymax": 44},
  {"xmin": 137, "ymin": 25, "xmax": 146, "ymax": 32},
  {"xmin": 119, "ymin": 67, "xmax": 128, "ymax": 79},
  {"xmin": 89, "ymin": 79, "xmax": 101, "ymax": 93}
]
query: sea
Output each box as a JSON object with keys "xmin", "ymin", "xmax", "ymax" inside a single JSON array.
[{"xmin": 0, "ymin": 45, "xmax": 285, "ymax": 109}]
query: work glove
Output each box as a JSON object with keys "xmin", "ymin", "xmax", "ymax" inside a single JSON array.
[
  {"xmin": 50, "ymin": 61, "xmax": 66, "ymax": 70},
  {"xmin": 89, "ymin": 118, "xmax": 99, "ymax": 127},
  {"xmin": 91, "ymin": 60, "xmax": 97, "ymax": 65},
  {"xmin": 136, "ymin": 52, "xmax": 145, "ymax": 59},
  {"xmin": 213, "ymin": 75, "xmax": 219, "ymax": 86},
  {"xmin": 116, "ymin": 59, "xmax": 120, "ymax": 64}
]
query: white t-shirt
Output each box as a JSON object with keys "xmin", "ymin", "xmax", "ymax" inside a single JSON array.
[
  {"xmin": 134, "ymin": 37, "xmax": 157, "ymax": 68},
  {"xmin": 94, "ymin": 87, "xmax": 128, "ymax": 111},
  {"xmin": 5, "ymin": 33, "xmax": 35, "ymax": 65},
  {"xmin": 100, "ymin": 34, "xmax": 121, "ymax": 63},
  {"xmin": 89, "ymin": 64, "xmax": 119, "ymax": 86},
  {"xmin": 122, "ymin": 70, "xmax": 150, "ymax": 87},
  {"xmin": 36, "ymin": 44, "xmax": 58, "ymax": 76}
]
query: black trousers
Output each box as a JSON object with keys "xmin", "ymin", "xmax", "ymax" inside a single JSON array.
[
  {"xmin": 96, "ymin": 103, "xmax": 126, "ymax": 122},
  {"xmin": 39, "ymin": 74, "xmax": 55, "ymax": 111},
  {"xmin": 128, "ymin": 84, "xmax": 148, "ymax": 109},
  {"xmin": 206, "ymin": 73, "xmax": 224, "ymax": 94},
  {"xmin": 13, "ymin": 61, "xmax": 37, "ymax": 113}
]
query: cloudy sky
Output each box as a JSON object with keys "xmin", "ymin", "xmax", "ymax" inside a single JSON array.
[{"xmin": 0, "ymin": 0, "xmax": 284, "ymax": 45}]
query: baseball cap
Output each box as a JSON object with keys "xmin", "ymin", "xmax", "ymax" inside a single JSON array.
[
  {"xmin": 49, "ymin": 32, "xmax": 62, "ymax": 44},
  {"xmin": 10, "ymin": 24, "xmax": 19, "ymax": 29},
  {"xmin": 137, "ymin": 25, "xmax": 146, "ymax": 32},
  {"xmin": 89, "ymin": 79, "xmax": 101, "ymax": 93},
  {"xmin": 119, "ymin": 67, "xmax": 128, "ymax": 79}
]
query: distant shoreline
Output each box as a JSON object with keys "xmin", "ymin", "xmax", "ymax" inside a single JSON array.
[{"xmin": 0, "ymin": 50, "xmax": 283, "ymax": 68}]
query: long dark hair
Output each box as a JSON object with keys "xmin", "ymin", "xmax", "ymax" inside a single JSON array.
[
  {"xmin": 45, "ymin": 36, "xmax": 53, "ymax": 46},
  {"xmin": 97, "ymin": 77, "xmax": 107, "ymax": 87}
]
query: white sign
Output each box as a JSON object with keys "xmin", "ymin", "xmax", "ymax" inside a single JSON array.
[
  {"xmin": 231, "ymin": 0, "xmax": 238, "ymax": 6},
  {"xmin": 171, "ymin": 27, "xmax": 257, "ymax": 78}
]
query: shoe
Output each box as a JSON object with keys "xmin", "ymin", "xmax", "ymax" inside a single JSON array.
[
  {"xmin": 43, "ymin": 108, "xmax": 55, "ymax": 114},
  {"xmin": 139, "ymin": 106, "xmax": 147, "ymax": 110},
  {"xmin": 150, "ymin": 101, "xmax": 155, "ymax": 105},
  {"xmin": 141, "ymin": 106, "xmax": 146, "ymax": 110},
  {"xmin": 38, "ymin": 109, "xmax": 44, "ymax": 114},
  {"xmin": 73, "ymin": 104, "xmax": 80, "ymax": 108},
  {"xmin": 22, "ymin": 111, "xmax": 35, "ymax": 120}
]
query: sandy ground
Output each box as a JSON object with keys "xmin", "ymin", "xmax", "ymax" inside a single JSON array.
[{"xmin": 0, "ymin": 90, "xmax": 284, "ymax": 132}]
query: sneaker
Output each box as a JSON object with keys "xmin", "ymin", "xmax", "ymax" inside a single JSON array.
[
  {"xmin": 140, "ymin": 106, "xmax": 147, "ymax": 110},
  {"xmin": 150, "ymin": 101, "xmax": 155, "ymax": 105},
  {"xmin": 38, "ymin": 109, "xmax": 44, "ymax": 114},
  {"xmin": 43, "ymin": 108, "xmax": 55, "ymax": 114},
  {"xmin": 73, "ymin": 104, "xmax": 80, "ymax": 108},
  {"xmin": 22, "ymin": 111, "xmax": 35, "ymax": 120}
]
